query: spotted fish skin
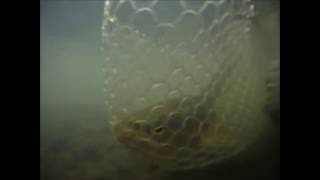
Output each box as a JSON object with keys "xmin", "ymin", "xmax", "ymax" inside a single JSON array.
[{"xmin": 102, "ymin": 0, "xmax": 269, "ymax": 170}]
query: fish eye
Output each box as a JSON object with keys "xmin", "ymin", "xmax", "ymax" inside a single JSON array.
[{"xmin": 154, "ymin": 126, "xmax": 166, "ymax": 134}]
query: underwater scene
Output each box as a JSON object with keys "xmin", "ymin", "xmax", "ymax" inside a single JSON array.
[{"xmin": 41, "ymin": 0, "xmax": 279, "ymax": 180}]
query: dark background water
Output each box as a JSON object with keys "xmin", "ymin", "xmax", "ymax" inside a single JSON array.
[{"xmin": 40, "ymin": 0, "xmax": 279, "ymax": 179}]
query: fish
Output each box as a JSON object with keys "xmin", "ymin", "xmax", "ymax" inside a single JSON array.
[{"xmin": 101, "ymin": 0, "xmax": 273, "ymax": 170}]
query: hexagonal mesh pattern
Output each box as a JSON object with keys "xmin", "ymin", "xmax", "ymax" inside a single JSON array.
[{"xmin": 101, "ymin": 0, "xmax": 267, "ymax": 170}]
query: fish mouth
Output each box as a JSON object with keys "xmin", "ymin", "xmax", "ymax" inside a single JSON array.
[
  {"xmin": 111, "ymin": 121, "xmax": 178, "ymax": 159},
  {"xmin": 112, "ymin": 121, "xmax": 151, "ymax": 149}
]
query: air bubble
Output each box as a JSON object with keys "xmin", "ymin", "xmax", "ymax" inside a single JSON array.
[
  {"xmin": 160, "ymin": 47, "xmax": 165, "ymax": 53},
  {"xmin": 105, "ymin": 57, "xmax": 111, "ymax": 62},
  {"xmin": 121, "ymin": 82, "xmax": 128, "ymax": 88},
  {"xmin": 112, "ymin": 68, "xmax": 118, "ymax": 74},
  {"xmin": 168, "ymin": 90, "xmax": 180, "ymax": 99},
  {"xmin": 173, "ymin": 68, "xmax": 183, "ymax": 75},
  {"xmin": 196, "ymin": 64, "xmax": 203, "ymax": 69},
  {"xmin": 136, "ymin": 97, "xmax": 146, "ymax": 102},
  {"xmin": 249, "ymin": 4, "xmax": 255, "ymax": 11},
  {"xmin": 151, "ymin": 83, "xmax": 164, "ymax": 89},
  {"xmin": 109, "ymin": 93, "xmax": 115, "ymax": 99},
  {"xmin": 184, "ymin": 76, "xmax": 192, "ymax": 81},
  {"xmin": 122, "ymin": 108, "xmax": 128, "ymax": 114},
  {"xmin": 112, "ymin": 42, "xmax": 119, "ymax": 47},
  {"xmin": 243, "ymin": 27, "xmax": 250, "ymax": 33}
]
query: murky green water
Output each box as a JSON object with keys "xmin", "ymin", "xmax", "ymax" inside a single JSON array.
[{"xmin": 40, "ymin": 0, "xmax": 279, "ymax": 180}]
